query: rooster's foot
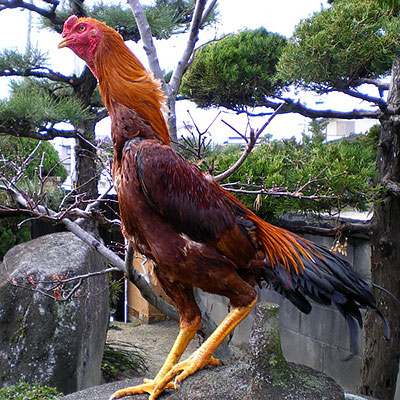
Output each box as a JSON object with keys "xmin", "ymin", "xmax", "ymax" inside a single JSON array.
[
  {"xmin": 108, "ymin": 379, "xmax": 177, "ymax": 400},
  {"xmin": 151, "ymin": 355, "xmax": 221, "ymax": 399}
]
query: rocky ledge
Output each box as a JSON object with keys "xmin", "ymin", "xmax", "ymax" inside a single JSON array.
[{"xmin": 62, "ymin": 303, "xmax": 344, "ymax": 400}]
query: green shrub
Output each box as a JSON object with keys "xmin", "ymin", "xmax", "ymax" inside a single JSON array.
[
  {"xmin": 0, "ymin": 136, "xmax": 67, "ymax": 182},
  {"xmin": 102, "ymin": 339, "xmax": 148, "ymax": 382},
  {"xmin": 207, "ymin": 130, "xmax": 378, "ymax": 219},
  {"xmin": 0, "ymin": 217, "xmax": 31, "ymax": 261},
  {"xmin": 0, "ymin": 381, "xmax": 61, "ymax": 400}
]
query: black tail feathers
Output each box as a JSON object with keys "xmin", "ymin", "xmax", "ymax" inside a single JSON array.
[{"xmin": 264, "ymin": 241, "xmax": 390, "ymax": 359}]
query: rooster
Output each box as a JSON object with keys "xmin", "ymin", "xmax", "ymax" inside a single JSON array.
[{"xmin": 59, "ymin": 16, "xmax": 388, "ymax": 400}]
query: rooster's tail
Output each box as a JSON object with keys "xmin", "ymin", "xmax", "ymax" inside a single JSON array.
[{"xmin": 248, "ymin": 215, "xmax": 389, "ymax": 356}]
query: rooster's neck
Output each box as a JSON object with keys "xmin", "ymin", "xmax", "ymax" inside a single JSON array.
[
  {"xmin": 110, "ymin": 102, "xmax": 163, "ymax": 160},
  {"xmin": 93, "ymin": 38, "xmax": 171, "ymax": 147}
]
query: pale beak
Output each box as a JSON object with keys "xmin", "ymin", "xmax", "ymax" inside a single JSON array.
[{"xmin": 58, "ymin": 38, "xmax": 69, "ymax": 49}]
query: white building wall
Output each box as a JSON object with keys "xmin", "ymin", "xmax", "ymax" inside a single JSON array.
[{"xmin": 326, "ymin": 118, "xmax": 377, "ymax": 142}]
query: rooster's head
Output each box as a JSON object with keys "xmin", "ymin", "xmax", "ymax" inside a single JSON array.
[{"xmin": 58, "ymin": 15, "xmax": 121, "ymax": 71}]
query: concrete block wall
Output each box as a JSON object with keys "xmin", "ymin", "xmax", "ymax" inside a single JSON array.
[{"xmin": 198, "ymin": 234, "xmax": 373, "ymax": 393}]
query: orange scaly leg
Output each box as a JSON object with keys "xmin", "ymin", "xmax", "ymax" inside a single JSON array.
[
  {"xmin": 109, "ymin": 318, "xmax": 200, "ymax": 400},
  {"xmin": 151, "ymin": 296, "xmax": 258, "ymax": 399}
]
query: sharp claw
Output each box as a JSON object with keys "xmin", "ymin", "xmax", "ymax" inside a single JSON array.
[{"xmin": 173, "ymin": 379, "xmax": 180, "ymax": 390}]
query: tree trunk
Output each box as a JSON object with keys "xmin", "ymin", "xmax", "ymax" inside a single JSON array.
[
  {"xmin": 73, "ymin": 67, "xmax": 99, "ymax": 201},
  {"xmin": 167, "ymin": 93, "xmax": 178, "ymax": 149},
  {"xmin": 359, "ymin": 58, "xmax": 400, "ymax": 400},
  {"xmin": 75, "ymin": 127, "xmax": 98, "ymax": 201}
]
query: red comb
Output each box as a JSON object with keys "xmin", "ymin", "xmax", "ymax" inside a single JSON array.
[{"xmin": 62, "ymin": 15, "xmax": 79, "ymax": 36}]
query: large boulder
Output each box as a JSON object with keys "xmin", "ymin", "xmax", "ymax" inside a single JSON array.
[{"xmin": 0, "ymin": 231, "xmax": 109, "ymax": 394}]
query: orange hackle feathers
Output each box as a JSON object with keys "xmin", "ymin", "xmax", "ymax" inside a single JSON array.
[{"xmin": 75, "ymin": 17, "xmax": 171, "ymax": 146}]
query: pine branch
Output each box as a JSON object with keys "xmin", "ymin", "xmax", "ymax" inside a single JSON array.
[
  {"xmin": 276, "ymin": 214, "xmax": 375, "ymax": 238},
  {"xmin": 0, "ymin": 122, "xmax": 78, "ymax": 140},
  {"xmin": 0, "ymin": 66, "xmax": 73, "ymax": 84},
  {"xmin": 351, "ymin": 78, "xmax": 390, "ymax": 93},
  {"xmin": 0, "ymin": 0, "xmax": 62, "ymax": 25},
  {"xmin": 258, "ymin": 98, "xmax": 382, "ymax": 120},
  {"xmin": 340, "ymin": 87, "xmax": 388, "ymax": 110},
  {"xmin": 0, "ymin": 48, "xmax": 73, "ymax": 84}
]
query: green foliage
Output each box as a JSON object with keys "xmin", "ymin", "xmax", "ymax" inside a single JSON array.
[
  {"xmin": 211, "ymin": 131, "xmax": 378, "ymax": 219},
  {"xmin": 91, "ymin": 0, "xmax": 217, "ymax": 40},
  {"xmin": 0, "ymin": 381, "xmax": 61, "ymax": 400},
  {"xmin": 144, "ymin": 0, "xmax": 193, "ymax": 39},
  {"xmin": 0, "ymin": 217, "xmax": 31, "ymax": 261},
  {"xmin": 102, "ymin": 340, "xmax": 148, "ymax": 382},
  {"xmin": 43, "ymin": 1, "xmax": 215, "ymax": 41},
  {"xmin": 377, "ymin": 0, "xmax": 400, "ymax": 13},
  {"xmin": 0, "ymin": 78, "xmax": 93, "ymax": 129},
  {"xmin": 109, "ymin": 276, "xmax": 124, "ymax": 307},
  {"xmin": 181, "ymin": 28, "xmax": 287, "ymax": 110},
  {"xmin": 277, "ymin": 0, "xmax": 400, "ymax": 91},
  {"xmin": 307, "ymin": 119, "xmax": 329, "ymax": 143},
  {"xmin": 0, "ymin": 48, "xmax": 48, "ymax": 74},
  {"xmin": 89, "ymin": 2, "xmax": 183, "ymax": 40},
  {"xmin": 89, "ymin": 4, "xmax": 141, "ymax": 40},
  {"xmin": 0, "ymin": 135, "xmax": 67, "ymax": 181},
  {"xmin": 0, "ymin": 135, "xmax": 67, "ymax": 260}
]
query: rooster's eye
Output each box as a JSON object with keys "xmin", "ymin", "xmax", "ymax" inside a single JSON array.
[{"xmin": 78, "ymin": 25, "xmax": 86, "ymax": 32}]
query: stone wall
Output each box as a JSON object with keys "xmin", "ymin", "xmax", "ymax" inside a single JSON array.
[{"xmin": 199, "ymin": 234, "xmax": 396, "ymax": 395}]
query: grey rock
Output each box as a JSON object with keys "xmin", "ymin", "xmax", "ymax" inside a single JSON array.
[
  {"xmin": 62, "ymin": 359, "xmax": 344, "ymax": 400},
  {"xmin": 0, "ymin": 232, "xmax": 109, "ymax": 394}
]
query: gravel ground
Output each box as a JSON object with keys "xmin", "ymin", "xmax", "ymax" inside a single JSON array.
[{"xmin": 106, "ymin": 319, "xmax": 202, "ymax": 377}]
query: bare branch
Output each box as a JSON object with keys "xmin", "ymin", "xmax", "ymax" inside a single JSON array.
[
  {"xmin": 214, "ymin": 103, "xmax": 286, "ymax": 182},
  {"xmin": 168, "ymin": 0, "xmax": 207, "ymax": 97},
  {"xmin": 277, "ymin": 215, "xmax": 375, "ymax": 238},
  {"xmin": 5, "ymin": 264, "xmax": 120, "ymax": 302},
  {"xmin": 222, "ymin": 184, "xmax": 340, "ymax": 202},
  {"xmin": 127, "ymin": 0, "xmax": 165, "ymax": 85},
  {"xmin": 10, "ymin": 140, "xmax": 42, "ymax": 186},
  {"xmin": 221, "ymin": 119, "xmax": 248, "ymax": 142},
  {"xmin": 199, "ymin": 0, "xmax": 217, "ymax": 28}
]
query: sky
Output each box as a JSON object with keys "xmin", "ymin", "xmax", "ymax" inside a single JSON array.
[{"xmin": 0, "ymin": 0, "xmax": 370, "ymax": 144}]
